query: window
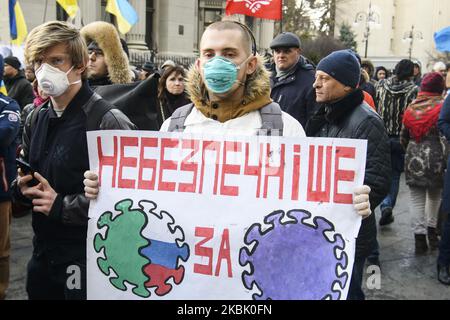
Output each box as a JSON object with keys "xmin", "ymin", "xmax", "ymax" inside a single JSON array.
[{"xmin": 204, "ymin": 9, "xmax": 222, "ymax": 28}]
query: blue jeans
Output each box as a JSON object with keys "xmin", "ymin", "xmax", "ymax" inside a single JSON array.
[{"xmin": 380, "ymin": 137, "xmax": 404, "ymax": 212}]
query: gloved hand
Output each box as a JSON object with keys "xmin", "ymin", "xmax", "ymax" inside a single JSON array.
[
  {"xmin": 84, "ymin": 170, "xmax": 99, "ymax": 200},
  {"xmin": 353, "ymin": 185, "xmax": 371, "ymax": 219}
]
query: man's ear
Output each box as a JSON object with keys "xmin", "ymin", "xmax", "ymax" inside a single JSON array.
[
  {"xmin": 245, "ymin": 56, "xmax": 258, "ymax": 75},
  {"xmin": 75, "ymin": 64, "xmax": 86, "ymax": 76},
  {"xmin": 344, "ymin": 86, "xmax": 353, "ymax": 93},
  {"xmin": 195, "ymin": 58, "xmax": 201, "ymax": 70}
]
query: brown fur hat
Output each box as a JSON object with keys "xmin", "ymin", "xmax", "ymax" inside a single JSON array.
[{"xmin": 80, "ymin": 21, "xmax": 132, "ymax": 84}]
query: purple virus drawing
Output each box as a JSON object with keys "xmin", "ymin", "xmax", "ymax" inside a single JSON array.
[{"xmin": 239, "ymin": 209, "xmax": 348, "ymax": 300}]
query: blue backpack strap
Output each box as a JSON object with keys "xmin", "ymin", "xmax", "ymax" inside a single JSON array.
[
  {"xmin": 258, "ymin": 102, "xmax": 284, "ymax": 136},
  {"xmin": 167, "ymin": 103, "xmax": 194, "ymax": 132}
]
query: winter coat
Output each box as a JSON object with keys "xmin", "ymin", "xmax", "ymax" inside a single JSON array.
[
  {"xmin": 160, "ymin": 55, "xmax": 305, "ymax": 137},
  {"xmin": 306, "ymin": 89, "xmax": 391, "ymax": 258},
  {"xmin": 0, "ymin": 95, "xmax": 20, "ymax": 202},
  {"xmin": 159, "ymin": 90, "xmax": 191, "ymax": 121},
  {"xmin": 4, "ymin": 71, "xmax": 34, "ymax": 109},
  {"xmin": 439, "ymin": 95, "xmax": 450, "ymax": 211},
  {"xmin": 81, "ymin": 21, "xmax": 132, "ymax": 84},
  {"xmin": 11, "ymin": 82, "xmax": 136, "ymax": 263},
  {"xmin": 88, "ymin": 75, "xmax": 112, "ymax": 87},
  {"xmin": 376, "ymin": 76, "xmax": 418, "ymax": 136},
  {"xmin": 401, "ymin": 93, "xmax": 447, "ymax": 188},
  {"xmin": 269, "ymin": 56, "xmax": 316, "ymax": 128}
]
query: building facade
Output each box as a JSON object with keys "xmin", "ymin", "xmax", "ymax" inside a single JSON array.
[
  {"xmin": 335, "ymin": 0, "xmax": 450, "ymax": 71},
  {"xmin": 0, "ymin": 0, "xmax": 276, "ymax": 67}
]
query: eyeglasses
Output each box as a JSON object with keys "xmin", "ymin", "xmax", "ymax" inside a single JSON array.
[
  {"xmin": 34, "ymin": 54, "xmax": 71, "ymax": 69},
  {"xmin": 88, "ymin": 49, "xmax": 104, "ymax": 57}
]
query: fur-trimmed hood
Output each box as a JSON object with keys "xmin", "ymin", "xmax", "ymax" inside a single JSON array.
[
  {"xmin": 80, "ymin": 21, "xmax": 132, "ymax": 84},
  {"xmin": 186, "ymin": 55, "xmax": 272, "ymax": 109}
]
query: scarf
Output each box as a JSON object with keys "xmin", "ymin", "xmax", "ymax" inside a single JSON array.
[
  {"xmin": 275, "ymin": 56, "xmax": 300, "ymax": 80},
  {"xmin": 33, "ymin": 88, "xmax": 49, "ymax": 107},
  {"xmin": 163, "ymin": 91, "xmax": 191, "ymax": 116},
  {"xmin": 306, "ymin": 89, "xmax": 364, "ymax": 136},
  {"xmin": 402, "ymin": 92, "xmax": 443, "ymax": 143}
]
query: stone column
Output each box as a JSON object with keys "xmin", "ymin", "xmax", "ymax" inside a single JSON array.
[
  {"xmin": 0, "ymin": 0, "xmax": 9, "ymax": 44},
  {"xmin": 125, "ymin": 0, "xmax": 148, "ymax": 50},
  {"xmin": 79, "ymin": 0, "xmax": 101, "ymax": 25}
]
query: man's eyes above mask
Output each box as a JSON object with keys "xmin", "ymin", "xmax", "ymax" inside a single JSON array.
[
  {"xmin": 202, "ymin": 52, "xmax": 214, "ymax": 58},
  {"xmin": 35, "ymin": 57, "xmax": 66, "ymax": 68},
  {"xmin": 202, "ymin": 52, "xmax": 237, "ymax": 60},
  {"xmin": 50, "ymin": 58, "xmax": 65, "ymax": 65},
  {"xmin": 223, "ymin": 52, "xmax": 236, "ymax": 59}
]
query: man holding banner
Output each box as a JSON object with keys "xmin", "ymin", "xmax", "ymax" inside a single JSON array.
[
  {"xmin": 84, "ymin": 21, "xmax": 373, "ymax": 300},
  {"xmin": 11, "ymin": 21, "xmax": 135, "ymax": 300},
  {"xmin": 306, "ymin": 50, "xmax": 391, "ymax": 299}
]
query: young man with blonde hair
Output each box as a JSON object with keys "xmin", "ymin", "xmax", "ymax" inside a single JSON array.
[{"xmin": 11, "ymin": 21, "xmax": 135, "ymax": 300}]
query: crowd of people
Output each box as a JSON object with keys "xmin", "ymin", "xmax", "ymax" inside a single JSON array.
[{"xmin": 1, "ymin": 18, "xmax": 450, "ymax": 301}]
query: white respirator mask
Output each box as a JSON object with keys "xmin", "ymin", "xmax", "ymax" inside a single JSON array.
[{"xmin": 35, "ymin": 63, "xmax": 81, "ymax": 97}]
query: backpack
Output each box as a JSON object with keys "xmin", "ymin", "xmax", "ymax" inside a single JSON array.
[
  {"xmin": 167, "ymin": 102, "xmax": 284, "ymax": 136},
  {"xmin": 27, "ymin": 92, "xmax": 116, "ymax": 134}
]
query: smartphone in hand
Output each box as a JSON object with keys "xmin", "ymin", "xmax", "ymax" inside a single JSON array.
[{"xmin": 16, "ymin": 158, "xmax": 39, "ymax": 187}]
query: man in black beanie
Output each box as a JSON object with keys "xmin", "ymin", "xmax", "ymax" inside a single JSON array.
[
  {"xmin": 375, "ymin": 59, "xmax": 418, "ymax": 226},
  {"xmin": 3, "ymin": 56, "xmax": 34, "ymax": 110},
  {"xmin": 306, "ymin": 50, "xmax": 391, "ymax": 300}
]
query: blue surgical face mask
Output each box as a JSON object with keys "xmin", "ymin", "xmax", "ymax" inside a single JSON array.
[{"xmin": 203, "ymin": 56, "xmax": 249, "ymax": 94}]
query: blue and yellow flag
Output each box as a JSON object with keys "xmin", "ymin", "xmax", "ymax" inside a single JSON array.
[
  {"xmin": 106, "ymin": 0, "xmax": 138, "ymax": 34},
  {"xmin": 56, "ymin": 0, "xmax": 79, "ymax": 19},
  {"xmin": 0, "ymin": 81, "xmax": 8, "ymax": 96},
  {"xmin": 9, "ymin": 0, "xmax": 27, "ymax": 46},
  {"xmin": 434, "ymin": 26, "xmax": 450, "ymax": 53}
]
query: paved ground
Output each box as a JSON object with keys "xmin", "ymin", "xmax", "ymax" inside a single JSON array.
[{"xmin": 5, "ymin": 175, "xmax": 450, "ymax": 300}]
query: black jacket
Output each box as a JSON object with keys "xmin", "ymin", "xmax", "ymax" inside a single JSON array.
[
  {"xmin": 270, "ymin": 56, "xmax": 316, "ymax": 128},
  {"xmin": 306, "ymin": 89, "xmax": 391, "ymax": 258},
  {"xmin": 4, "ymin": 71, "xmax": 34, "ymax": 109},
  {"xmin": 0, "ymin": 95, "xmax": 20, "ymax": 202},
  {"xmin": 160, "ymin": 91, "xmax": 191, "ymax": 120},
  {"xmin": 12, "ymin": 82, "xmax": 136, "ymax": 263}
]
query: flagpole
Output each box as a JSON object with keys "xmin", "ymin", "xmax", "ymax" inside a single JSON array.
[
  {"xmin": 280, "ymin": 0, "xmax": 283, "ymax": 33},
  {"xmin": 43, "ymin": 0, "xmax": 48, "ymax": 22}
]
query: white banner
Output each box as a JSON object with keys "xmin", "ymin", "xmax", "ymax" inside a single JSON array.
[{"xmin": 86, "ymin": 131, "xmax": 367, "ymax": 300}]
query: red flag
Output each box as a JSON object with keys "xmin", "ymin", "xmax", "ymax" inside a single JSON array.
[{"xmin": 225, "ymin": 0, "xmax": 282, "ymax": 20}]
